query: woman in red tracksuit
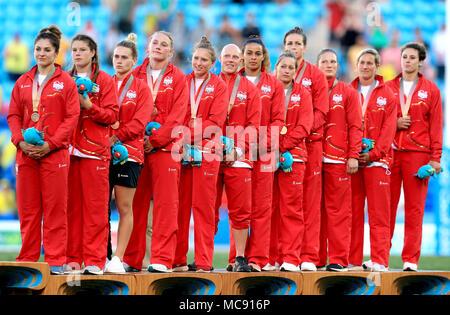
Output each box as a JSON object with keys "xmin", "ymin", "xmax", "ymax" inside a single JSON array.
[
  {"xmin": 123, "ymin": 31, "xmax": 188, "ymax": 273},
  {"xmin": 234, "ymin": 36, "xmax": 285, "ymax": 272},
  {"xmin": 214, "ymin": 44, "xmax": 261, "ymax": 272},
  {"xmin": 172, "ymin": 36, "xmax": 228, "ymax": 273},
  {"xmin": 283, "ymin": 27, "xmax": 329, "ymax": 271},
  {"xmin": 104, "ymin": 34, "xmax": 152, "ymax": 273},
  {"xmin": 66, "ymin": 34, "xmax": 119, "ymax": 275},
  {"xmin": 348, "ymin": 48, "xmax": 397, "ymax": 272},
  {"xmin": 7, "ymin": 25, "xmax": 80, "ymax": 274},
  {"xmin": 316, "ymin": 49, "xmax": 363, "ymax": 271},
  {"xmin": 386, "ymin": 42, "xmax": 443, "ymax": 272},
  {"xmin": 272, "ymin": 51, "xmax": 313, "ymax": 271}
]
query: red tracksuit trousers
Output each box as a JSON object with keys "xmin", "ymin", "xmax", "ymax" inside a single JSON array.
[
  {"xmin": 123, "ymin": 151, "xmax": 180, "ymax": 269},
  {"xmin": 66, "ymin": 156, "xmax": 110, "ymax": 269},
  {"xmin": 390, "ymin": 150, "xmax": 430, "ymax": 265},
  {"xmin": 349, "ymin": 166, "xmax": 391, "ymax": 267},
  {"xmin": 300, "ymin": 141, "xmax": 323, "ymax": 265},
  {"xmin": 319, "ymin": 163, "xmax": 352, "ymax": 267},
  {"xmin": 247, "ymin": 155, "xmax": 276, "ymax": 267},
  {"xmin": 16, "ymin": 150, "xmax": 69, "ymax": 265},
  {"xmin": 174, "ymin": 153, "xmax": 220, "ymax": 269},
  {"xmin": 270, "ymin": 162, "xmax": 306, "ymax": 266}
]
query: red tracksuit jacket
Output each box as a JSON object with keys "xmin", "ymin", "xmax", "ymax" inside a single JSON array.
[
  {"xmin": 239, "ymin": 68, "xmax": 285, "ymax": 153},
  {"xmin": 323, "ymin": 77, "xmax": 363, "ymax": 162},
  {"xmin": 184, "ymin": 72, "xmax": 228, "ymax": 149},
  {"xmin": 219, "ymin": 72, "xmax": 261, "ymax": 167},
  {"xmin": 133, "ymin": 59, "xmax": 188, "ymax": 153},
  {"xmin": 350, "ymin": 75, "xmax": 397, "ymax": 167},
  {"xmin": 279, "ymin": 81, "xmax": 314, "ymax": 161},
  {"xmin": 112, "ymin": 72, "xmax": 153, "ymax": 164},
  {"xmin": 71, "ymin": 70, "xmax": 119, "ymax": 161},
  {"xmin": 8, "ymin": 65, "xmax": 80, "ymax": 153},
  {"xmin": 385, "ymin": 73, "xmax": 443, "ymax": 163},
  {"xmin": 295, "ymin": 60, "xmax": 329, "ymax": 142}
]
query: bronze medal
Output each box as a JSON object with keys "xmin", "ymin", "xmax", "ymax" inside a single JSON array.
[
  {"xmin": 31, "ymin": 112, "xmax": 40, "ymax": 122},
  {"xmin": 281, "ymin": 126, "xmax": 288, "ymax": 135}
]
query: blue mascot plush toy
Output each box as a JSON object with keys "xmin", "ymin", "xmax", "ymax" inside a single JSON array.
[
  {"xmin": 22, "ymin": 127, "xmax": 45, "ymax": 146},
  {"xmin": 73, "ymin": 75, "xmax": 100, "ymax": 99},
  {"xmin": 361, "ymin": 138, "xmax": 375, "ymax": 153},
  {"xmin": 414, "ymin": 165, "xmax": 443, "ymax": 179},
  {"xmin": 111, "ymin": 141, "xmax": 128, "ymax": 165},
  {"xmin": 145, "ymin": 121, "xmax": 162, "ymax": 136},
  {"xmin": 221, "ymin": 136, "xmax": 235, "ymax": 155},
  {"xmin": 278, "ymin": 151, "xmax": 294, "ymax": 173},
  {"xmin": 182, "ymin": 144, "xmax": 202, "ymax": 167}
]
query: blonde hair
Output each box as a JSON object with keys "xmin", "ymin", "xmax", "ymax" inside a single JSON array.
[
  {"xmin": 356, "ymin": 48, "xmax": 380, "ymax": 66},
  {"xmin": 116, "ymin": 33, "xmax": 138, "ymax": 59}
]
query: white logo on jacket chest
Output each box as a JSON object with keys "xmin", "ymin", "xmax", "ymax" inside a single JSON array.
[
  {"xmin": 302, "ymin": 78, "xmax": 312, "ymax": 87},
  {"xmin": 333, "ymin": 94, "xmax": 343, "ymax": 103},
  {"xmin": 291, "ymin": 94, "xmax": 301, "ymax": 103},
  {"xmin": 126, "ymin": 90, "xmax": 137, "ymax": 99},
  {"xmin": 237, "ymin": 91, "xmax": 247, "ymax": 101},
  {"xmin": 377, "ymin": 97, "xmax": 387, "ymax": 107},
  {"xmin": 205, "ymin": 85, "xmax": 215, "ymax": 94},
  {"xmin": 163, "ymin": 76, "xmax": 173, "ymax": 86},
  {"xmin": 418, "ymin": 90, "xmax": 428, "ymax": 99},
  {"xmin": 53, "ymin": 81, "xmax": 64, "ymax": 90},
  {"xmin": 261, "ymin": 85, "xmax": 271, "ymax": 94}
]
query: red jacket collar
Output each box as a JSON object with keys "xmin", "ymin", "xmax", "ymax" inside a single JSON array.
[
  {"xmin": 350, "ymin": 74, "xmax": 385, "ymax": 89},
  {"xmin": 25, "ymin": 64, "xmax": 62, "ymax": 81}
]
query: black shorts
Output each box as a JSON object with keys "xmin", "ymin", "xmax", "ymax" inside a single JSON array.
[{"xmin": 109, "ymin": 161, "xmax": 143, "ymax": 188}]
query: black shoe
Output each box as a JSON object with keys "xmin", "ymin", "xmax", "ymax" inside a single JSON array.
[
  {"xmin": 125, "ymin": 266, "xmax": 141, "ymax": 273},
  {"xmin": 188, "ymin": 262, "xmax": 197, "ymax": 271},
  {"xmin": 326, "ymin": 264, "xmax": 348, "ymax": 272},
  {"xmin": 233, "ymin": 256, "xmax": 252, "ymax": 272},
  {"xmin": 226, "ymin": 263, "xmax": 234, "ymax": 272}
]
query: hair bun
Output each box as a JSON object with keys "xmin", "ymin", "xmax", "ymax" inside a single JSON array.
[
  {"xmin": 126, "ymin": 33, "xmax": 137, "ymax": 43},
  {"xmin": 40, "ymin": 25, "xmax": 62, "ymax": 41}
]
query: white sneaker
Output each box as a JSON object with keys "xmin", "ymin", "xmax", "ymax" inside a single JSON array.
[
  {"xmin": 371, "ymin": 263, "xmax": 388, "ymax": 272},
  {"xmin": 301, "ymin": 262, "xmax": 317, "ymax": 272},
  {"xmin": 262, "ymin": 262, "xmax": 280, "ymax": 271},
  {"xmin": 403, "ymin": 262, "xmax": 418, "ymax": 272},
  {"xmin": 348, "ymin": 264, "xmax": 364, "ymax": 271},
  {"xmin": 83, "ymin": 265, "xmax": 103, "ymax": 275},
  {"xmin": 104, "ymin": 256, "xmax": 126, "ymax": 273},
  {"xmin": 280, "ymin": 262, "xmax": 300, "ymax": 272},
  {"xmin": 148, "ymin": 264, "xmax": 173, "ymax": 273},
  {"xmin": 172, "ymin": 265, "xmax": 189, "ymax": 272},
  {"xmin": 362, "ymin": 260, "xmax": 373, "ymax": 270}
]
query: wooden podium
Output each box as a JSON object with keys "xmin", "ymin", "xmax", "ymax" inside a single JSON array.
[
  {"xmin": 134, "ymin": 271, "xmax": 223, "ymax": 295},
  {"xmin": 301, "ymin": 271, "xmax": 381, "ymax": 295},
  {"xmin": 0, "ymin": 261, "xmax": 50, "ymax": 295},
  {"xmin": 221, "ymin": 271, "xmax": 302, "ymax": 295},
  {"xmin": 380, "ymin": 270, "xmax": 450, "ymax": 295}
]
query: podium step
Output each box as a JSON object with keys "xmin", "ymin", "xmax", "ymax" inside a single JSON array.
[{"xmin": 0, "ymin": 262, "xmax": 50, "ymax": 294}]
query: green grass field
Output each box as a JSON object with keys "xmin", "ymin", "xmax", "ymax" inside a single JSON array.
[{"xmin": 1, "ymin": 251, "xmax": 449, "ymax": 271}]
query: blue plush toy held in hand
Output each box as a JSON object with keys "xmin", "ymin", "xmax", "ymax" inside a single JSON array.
[
  {"xmin": 414, "ymin": 165, "xmax": 443, "ymax": 179},
  {"xmin": 145, "ymin": 121, "xmax": 161, "ymax": 136},
  {"xmin": 73, "ymin": 75, "xmax": 100, "ymax": 99},
  {"xmin": 221, "ymin": 136, "xmax": 235, "ymax": 155},
  {"xmin": 182, "ymin": 144, "xmax": 202, "ymax": 167},
  {"xmin": 22, "ymin": 127, "xmax": 45, "ymax": 146},
  {"xmin": 279, "ymin": 151, "xmax": 294, "ymax": 173},
  {"xmin": 361, "ymin": 138, "xmax": 375, "ymax": 153},
  {"xmin": 111, "ymin": 141, "xmax": 128, "ymax": 165}
]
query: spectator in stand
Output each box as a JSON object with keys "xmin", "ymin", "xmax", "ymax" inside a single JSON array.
[
  {"xmin": 326, "ymin": 0, "xmax": 347, "ymax": 46},
  {"xmin": 431, "ymin": 24, "xmax": 446, "ymax": 81},
  {"xmin": 218, "ymin": 14, "xmax": 242, "ymax": 51},
  {"xmin": 170, "ymin": 12, "xmax": 190, "ymax": 71},
  {"xmin": 105, "ymin": 24, "xmax": 121, "ymax": 66},
  {"xmin": 55, "ymin": 35, "xmax": 71, "ymax": 69},
  {"xmin": 82, "ymin": 20, "xmax": 99, "ymax": 43},
  {"xmin": 339, "ymin": 9, "xmax": 364, "ymax": 57},
  {"xmin": 380, "ymin": 30, "xmax": 402, "ymax": 76},
  {"xmin": 241, "ymin": 13, "xmax": 260, "ymax": 40},
  {"xmin": 3, "ymin": 34, "xmax": 30, "ymax": 82},
  {"xmin": 347, "ymin": 35, "xmax": 369, "ymax": 79}
]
